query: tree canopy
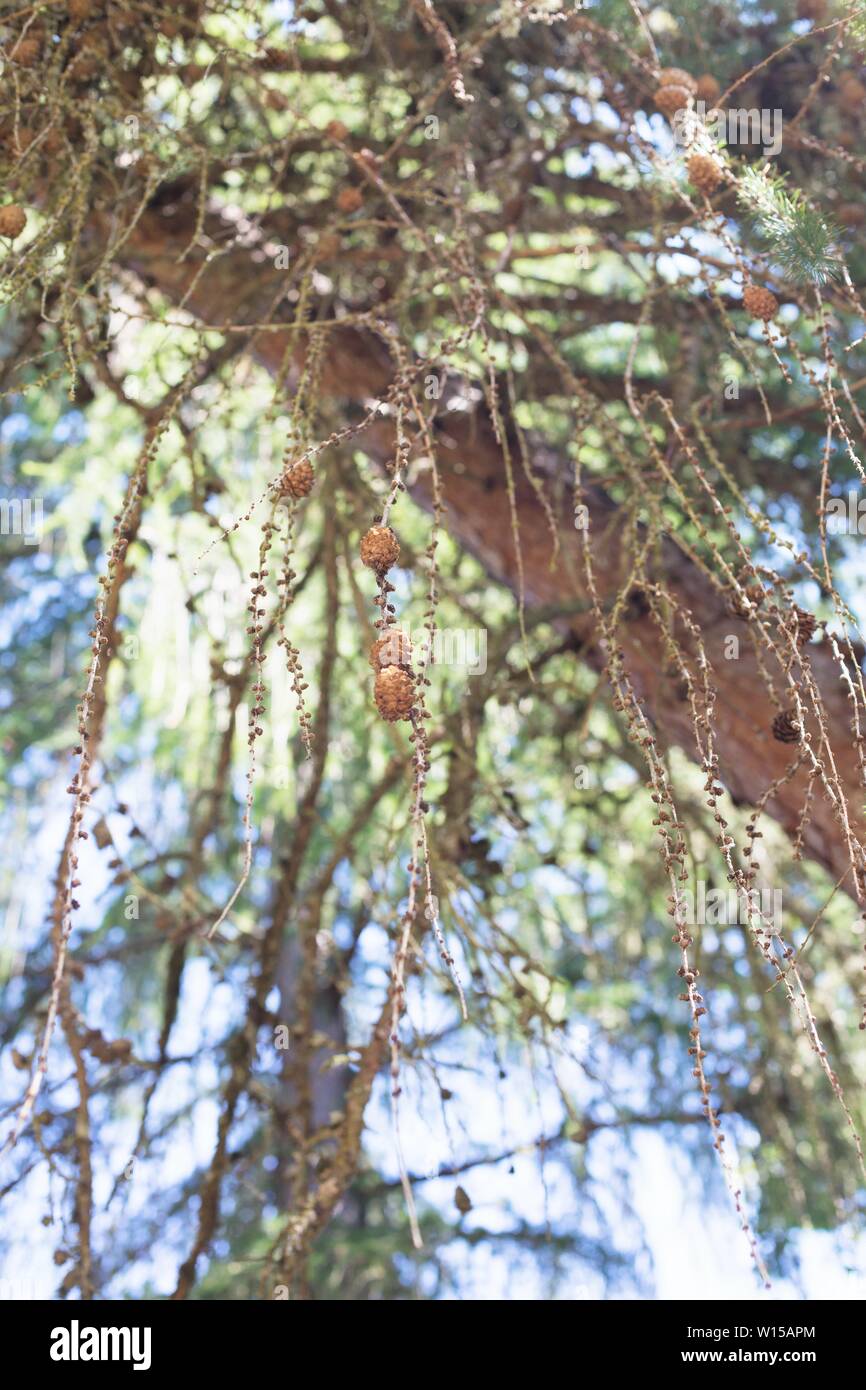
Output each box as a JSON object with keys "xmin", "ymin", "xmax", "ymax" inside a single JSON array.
[{"xmin": 1, "ymin": 0, "xmax": 866, "ymax": 1300}]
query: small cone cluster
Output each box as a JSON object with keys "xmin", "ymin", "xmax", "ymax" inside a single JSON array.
[
  {"xmin": 787, "ymin": 604, "xmax": 817, "ymax": 647},
  {"xmin": 655, "ymin": 85, "xmax": 692, "ymax": 120},
  {"xmin": 654, "ymin": 67, "xmax": 696, "ymax": 121},
  {"xmin": 374, "ymin": 665, "xmax": 414, "ymax": 722},
  {"xmin": 280, "ymin": 460, "xmax": 314, "ymax": 499},
  {"xmin": 0, "ymin": 205, "xmax": 27, "ymax": 239},
  {"xmin": 360, "ymin": 524, "xmax": 400, "ymax": 574},
  {"xmin": 83, "ymin": 1028, "xmax": 133, "ymax": 1064},
  {"xmin": 360, "ymin": 518, "xmax": 414, "ymax": 723},
  {"xmin": 695, "ymin": 74, "xmax": 720, "ymax": 105},
  {"xmin": 687, "ymin": 153, "xmax": 722, "ymax": 195},
  {"xmin": 659, "ymin": 68, "xmax": 697, "ymax": 95},
  {"xmin": 743, "ymin": 284, "xmax": 778, "ymax": 322},
  {"xmin": 772, "ymin": 709, "xmax": 800, "ymax": 744},
  {"xmin": 369, "ymin": 629, "xmax": 413, "ymax": 671},
  {"xmin": 7, "ymin": 37, "xmax": 40, "ymax": 68},
  {"xmin": 728, "ymin": 582, "xmax": 765, "ymax": 620},
  {"xmin": 336, "ymin": 186, "xmax": 363, "ymax": 214}
]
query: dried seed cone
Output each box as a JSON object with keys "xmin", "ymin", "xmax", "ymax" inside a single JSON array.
[
  {"xmin": 687, "ymin": 153, "xmax": 722, "ymax": 195},
  {"xmin": 695, "ymin": 74, "xmax": 721, "ymax": 104},
  {"xmin": 789, "ymin": 604, "xmax": 817, "ymax": 646},
  {"xmin": 658, "ymin": 68, "xmax": 697, "ymax": 95},
  {"xmin": 772, "ymin": 710, "xmax": 800, "ymax": 744},
  {"xmin": 369, "ymin": 629, "xmax": 413, "ymax": 671},
  {"xmin": 8, "ymin": 37, "xmax": 40, "ymax": 67},
  {"xmin": 360, "ymin": 524, "xmax": 400, "ymax": 574},
  {"xmin": 374, "ymin": 665, "xmax": 414, "ymax": 722},
  {"xmin": 0, "ymin": 205, "xmax": 27, "ymax": 239},
  {"xmin": 743, "ymin": 284, "xmax": 778, "ymax": 322},
  {"xmin": 280, "ymin": 460, "xmax": 314, "ymax": 498},
  {"xmin": 336, "ymin": 186, "xmax": 363, "ymax": 214},
  {"xmin": 68, "ymin": 0, "xmax": 96, "ymax": 19},
  {"xmin": 728, "ymin": 583, "xmax": 765, "ymax": 619},
  {"xmin": 797, "ymin": 0, "xmax": 827, "ymax": 19},
  {"xmin": 83, "ymin": 1028, "xmax": 132, "ymax": 1063},
  {"xmin": 746, "ymin": 582, "xmax": 766, "ymax": 606},
  {"xmin": 654, "ymin": 84, "xmax": 693, "ymax": 119},
  {"xmin": 261, "ymin": 45, "xmax": 290, "ymax": 69}
]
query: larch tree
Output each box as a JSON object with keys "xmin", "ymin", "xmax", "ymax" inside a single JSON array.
[{"xmin": 1, "ymin": 0, "xmax": 866, "ymax": 1300}]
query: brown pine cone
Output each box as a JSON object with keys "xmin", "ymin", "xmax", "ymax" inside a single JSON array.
[
  {"xmin": 0, "ymin": 205, "xmax": 27, "ymax": 239},
  {"xmin": 369, "ymin": 629, "xmax": 413, "ymax": 672},
  {"xmin": 374, "ymin": 665, "xmax": 414, "ymax": 722},
  {"xmin": 360, "ymin": 524, "xmax": 400, "ymax": 574},
  {"xmin": 743, "ymin": 284, "xmax": 778, "ymax": 322},
  {"xmin": 786, "ymin": 605, "xmax": 817, "ymax": 647},
  {"xmin": 280, "ymin": 460, "xmax": 314, "ymax": 499},
  {"xmin": 68, "ymin": 0, "xmax": 96, "ymax": 19},
  {"xmin": 454, "ymin": 1184, "xmax": 473, "ymax": 1214},
  {"xmin": 659, "ymin": 68, "xmax": 698, "ymax": 95},
  {"xmin": 654, "ymin": 85, "xmax": 693, "ymax": 120},
  {"xmin": 83, "ymin": 1028, "xmax": 111, "ymax": 1062},
  {"xmin": 728, "ymin": 583, "xmax": 765, "ymax": 619},
  {"xmin": 772, "ymin": 709, "xmax": 801, "ymax": 744},
  {"xmin": 687, "ymin": 154, "xmax": 723, "ymax": 195},
  {"xmin": 326, "ymin": 120, "xmax": 349, "ymax": 141},
  {"xmin": 745, "ymin": 581, "xmax": 766, "ymax": 607},
  {"xmin": 695, "ymin": 74, "xmax": 721, "ymax": 105},
  {"xmin": 261, "ymin": 46, "xmax": 293, "ymax": 70},
  {"xmin": 336, "ymin": 186, "xmax": 363, "ymax": 214},
  {"xmin": 7, "ymin": 37, "xmax": 40, "ymax": 67}
]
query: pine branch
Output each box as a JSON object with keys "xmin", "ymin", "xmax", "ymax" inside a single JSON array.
[{"xmin": 737, "ymin": 164, "xmax": 842, "ymax": 286}]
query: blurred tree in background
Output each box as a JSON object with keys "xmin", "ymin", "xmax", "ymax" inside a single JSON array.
[{"xmin": 1, "ymin": 0, "xmax": 866, "ymax": 1300}]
